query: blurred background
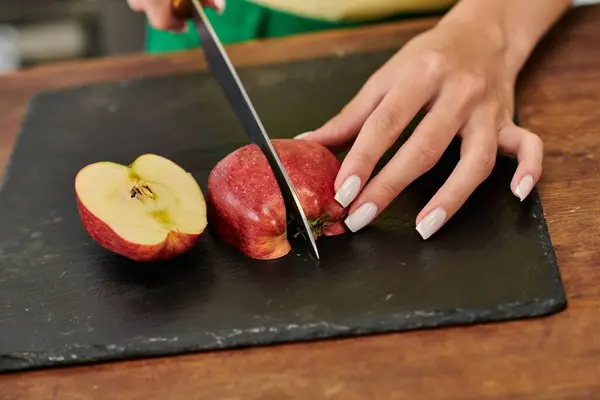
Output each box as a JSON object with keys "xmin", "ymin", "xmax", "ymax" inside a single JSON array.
[
  {"xmin": 1, "ymin": 0, "xmax": 599, "ymax": 75},
  {"xmin": 0, "ymin": 0, "xmax": 146, "ymax": 73}
]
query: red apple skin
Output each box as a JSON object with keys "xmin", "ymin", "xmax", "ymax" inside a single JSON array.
[
  {"xmin": 207, "ymin": 138, "xmax": 347, "ymax": 260},
  {"xmin": 76, "ymin": 197, "xmax": 203, "ymax": 262}
]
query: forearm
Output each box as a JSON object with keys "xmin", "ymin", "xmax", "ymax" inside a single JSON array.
[{"xmin": 438, "ymin": 0, "xmax": 572, "ymax": 73}]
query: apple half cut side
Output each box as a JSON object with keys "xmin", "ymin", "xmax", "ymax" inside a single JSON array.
[{"xmin": 75, "ymin": 154, "xmax": 208, "ymax": 262}]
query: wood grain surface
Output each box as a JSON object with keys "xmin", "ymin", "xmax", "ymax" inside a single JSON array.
[{"xmin": 1, "ymin": 5, "xmax": 600, "ymax": 400}]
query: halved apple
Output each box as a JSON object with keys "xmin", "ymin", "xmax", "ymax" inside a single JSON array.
[{"xmin": 75, "ymin": 154, "xmax": 207, "ymax": 262}]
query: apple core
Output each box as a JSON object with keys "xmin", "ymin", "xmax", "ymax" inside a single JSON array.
[{"xmin": 75, "ymin": 154, "xmax": 208, "ymax": 262}]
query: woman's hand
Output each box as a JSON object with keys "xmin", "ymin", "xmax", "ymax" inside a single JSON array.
[
  {"xmin": 126, "ymin": 0, "xmax": 224, "ymax": 32},
  {"xmin": 299, "ymin": 0, "xmax": 571, "ymax": 239}
]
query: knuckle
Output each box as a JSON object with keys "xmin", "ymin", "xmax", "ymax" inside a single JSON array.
[
  {"xmin": 472, "ymin": 145, "xmax": 497, "ymax": 177},
  {"xmin": 460, "ymin": 72, "xmax": 488, "ymax": 99},
  {"xmin": 364, "ymin": 68, "xmax": 386, "ymax": 89},
  {"xmin": 480, "ymin": 151, "xmax": 497, "ymax": 175},
  {"xmin": 352, "ymin": 150, "xmax": 376, "ymax": 169},
  {"xmin": 419, "ymin": 50, "xmax": 448, "ymax": 79},
  {"xmin": 415, "ymin": 139, "xmax": 442, "ymax": 170},
  {"xmin": 375, "ymin": 180, "xmax": 401, "ymax": 201},
  {"xmin": 528, "ymin": 132, "xmax": 544, "ymax": 152},
  {"xmin": 370, "ymin": 107, "xmax": 404, "ymax": 136}
]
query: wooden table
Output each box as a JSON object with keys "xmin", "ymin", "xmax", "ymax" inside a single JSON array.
[{"xmin": 1, "ymin": 5, "xmax": 600, "ymax": 399}]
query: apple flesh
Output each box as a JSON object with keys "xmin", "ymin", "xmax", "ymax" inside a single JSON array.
[
  {"xmin": 207, "ymin": 138, "xmax": 347, "ymax": 260},
  {"xmin": 75, "ymin": 154, "xmax": 208, "ymax": 262}
]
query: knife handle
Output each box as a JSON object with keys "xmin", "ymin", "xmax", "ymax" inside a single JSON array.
[{"xmin": 171, "ymin": 0, "xmax": 194, "ymax": 20}]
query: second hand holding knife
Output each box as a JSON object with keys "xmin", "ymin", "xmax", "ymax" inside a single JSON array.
[{"xmin": 170, "ymin": 0, "xmax": 320, "ymax": 259}]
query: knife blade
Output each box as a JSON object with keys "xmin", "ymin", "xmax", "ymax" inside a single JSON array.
[{"xmin": 172, "ymin": 0, "xmax": 320, "ymax": 259}]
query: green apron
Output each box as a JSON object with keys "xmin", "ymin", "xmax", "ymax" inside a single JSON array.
[{"xmin": 145, "ymin": 0, "xmax": 448, "ymax": 53}]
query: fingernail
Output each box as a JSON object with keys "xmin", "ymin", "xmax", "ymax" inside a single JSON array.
[
  {"xmin": 213, "ymin": 0, "xmax": 226, "ymax": 13},
  {"xmin": 514, "ymin": 175, "xmax": 533, "ymax": 201},
  {"xmin": 344, "ymin": 202, "xmax": 378, "ymax": 232},
  {"xmin": 294, "ymin": 131, "xmax": 312, "ymax": 139},
  {"xmin": 416, "ymin": 207, "xmax": 447, "ymax": 240},
  {"xmin": 334, "ymin": 175, "xmax": 361, "ymax": 207}
]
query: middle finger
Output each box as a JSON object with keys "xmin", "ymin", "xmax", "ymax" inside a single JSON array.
[
  {"xmin": 343, "ymin": 81, "xmax": 475, "ymax": 232},
  {"xmin": 333, "ymin": 60, "xmax": 440, "ymax": 207}
]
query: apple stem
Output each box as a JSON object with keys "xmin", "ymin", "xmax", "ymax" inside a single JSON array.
[{"xmin": 308, "ymin": 217, "xmax": 325, "ymax": 234}]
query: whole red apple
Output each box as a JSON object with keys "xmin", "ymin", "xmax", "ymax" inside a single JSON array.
[
  {"xmin": 75, "ymin": 154, "xmax": 208, "ymax": 262},
  {"xmin": 207, "ymin": 138, "xmax": 347, "ymax": 260}
]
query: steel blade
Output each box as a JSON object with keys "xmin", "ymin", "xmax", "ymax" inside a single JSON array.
[{"xmin": 189, "ymin": 0, "xmax": 319, "ymax": 259}]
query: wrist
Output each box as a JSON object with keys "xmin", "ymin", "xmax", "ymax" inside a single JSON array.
[
  {"xmin": 437, "ymin": 0, "xmax": 571, "ymax": 75},
  {"xmin": 434, "ymin": 16, "xmax": 522, "ymax": 79},
  {"xmin": 436, "ymin": 6, "xmax": 529, "ymax": 76}
]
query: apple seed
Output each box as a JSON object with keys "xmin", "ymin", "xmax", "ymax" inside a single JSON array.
[{"xmin": 130, "ymin": 182, "xmax": 156, "ymax": 202}]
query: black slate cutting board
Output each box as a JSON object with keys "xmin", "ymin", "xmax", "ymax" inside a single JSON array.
[{"xmin": 0, "ymin": 50, "xmax": 566, "ymax": 373}]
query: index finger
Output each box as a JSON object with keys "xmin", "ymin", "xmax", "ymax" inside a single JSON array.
[{"xmin": 333, "ymin": 59, "xmax": 440, "ymax": 207}]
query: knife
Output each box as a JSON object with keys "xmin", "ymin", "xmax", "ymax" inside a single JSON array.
[{"xmin": 171, "ymin": 0, "xmax": 320, "ymax": 259}]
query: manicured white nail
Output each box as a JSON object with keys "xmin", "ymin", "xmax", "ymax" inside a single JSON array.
[
  {"xmin": 334, "ymin": 175, "xmax": 361, "ymax": 207},
  {"xmin": 514, "ymin": 175, "xmax": 534, "ymax": 201},
  {"xmin": 213, "ymin": 0, "xmax": 226, "ymax": 13},
  {"xmin": 344, "ymin": 202, "xmax": 378, "ymax": 233},
  {"xmin": 294, "ymin": 131, "xmax": 312, "ymax": 139},
  {"xmin": 416, "ymin": 207, "xmax": 447, "ymax": 240}
]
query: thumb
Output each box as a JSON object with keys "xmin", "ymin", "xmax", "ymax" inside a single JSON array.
[{"xmin": 295, "ymin": 75, "xmax": 385, "ymax": 152}]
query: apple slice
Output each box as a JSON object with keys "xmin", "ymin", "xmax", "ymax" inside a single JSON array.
[{"xmin": 75, "ymin": 154, "xmax": 207, "ymax": 262}]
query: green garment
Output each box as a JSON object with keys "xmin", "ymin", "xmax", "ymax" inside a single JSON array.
[{"xmin": 145, "ymin": 0, "xmax": 447, "ymax": 53}]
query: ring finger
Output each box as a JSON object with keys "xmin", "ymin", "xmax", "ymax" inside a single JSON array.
[{"xmin": 414, "ymin": 106, "xmax": 498, "ymax": 239}]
